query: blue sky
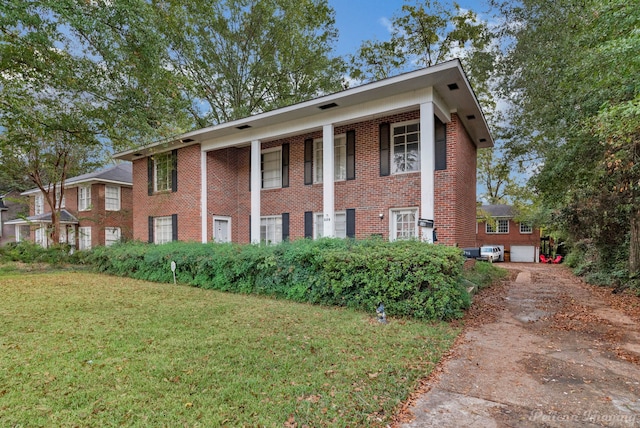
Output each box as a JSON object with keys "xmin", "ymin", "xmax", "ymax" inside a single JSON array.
[{"xmin": 328, "ymin": 0, "xmax": 494, "ymax": 56}]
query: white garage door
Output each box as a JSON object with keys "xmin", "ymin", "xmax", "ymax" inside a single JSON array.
[{"xmin": 511, "ymin": 246, "xmax": 536, "ymax": 262}]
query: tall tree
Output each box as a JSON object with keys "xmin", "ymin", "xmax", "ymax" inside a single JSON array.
[
  {"xmin": 347, "ymin": 0, "xmax": 497, "ymax": 100},
  {"xmin": 154, "ymin": 0, "xmax": 345, "ymax": 126},
  {"xmin": 1, "ymin": 0, "xmax": 343, "ymax": 244},
  {"xmin": 495, "ymin": 0, "xmax": 640, "ymax": 274}
]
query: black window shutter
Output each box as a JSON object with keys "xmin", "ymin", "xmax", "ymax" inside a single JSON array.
[
  {"xmin": 147, "ymin": 157, "xmax": 154, "ymax": 196},
  {"xmin": 379, "ymin": 123, "xmax": 390, "ymax": 176},
  {"xmin": 346, "ymin": 130, "xmax": 356, "ymax": 180},
  {"xmin": 171, "ymin": 149, "xmax": 178, "ymax": 192},
  {"xmin": 435, "ymin": 117, "xmax": 447, "ymax": 171},
  {"xmin": 282, "ymin": 143, "xmax": 289, "ymax": 188},
  {"xmin": 304, "ymin": 138, "xmax": 313, "ymax": 185},
  {"xmin": 282, "ymin": 213, "xmax": 289, "ymax": 241},
  {"xmin": 304, "ymin": 211, "xmax": 313, "ymax": 238},
  {"xmin": 346, "ymin": 209, "xmax": 356, "ymax": 238},
  {"xmin": 171, "ymin": 214, "xmax": 178, "ymax": 242},
  {"xmin": 148, "ymin": 216, "xmax": 154, "ymax": 243}
]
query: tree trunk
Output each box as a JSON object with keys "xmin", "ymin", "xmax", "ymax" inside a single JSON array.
[{"xmin": 630, "ymin": 207, "xmax": 640, "ymax": 275}]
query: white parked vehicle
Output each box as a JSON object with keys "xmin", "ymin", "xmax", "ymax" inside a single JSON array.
[{"xmin": 480, "ymin": 246, "xmax": 501, "ymax": 262}]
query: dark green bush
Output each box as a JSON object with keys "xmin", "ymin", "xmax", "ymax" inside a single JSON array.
[
  {"xmin": 87, "ymin": 238, "xmax": 470, "ymax": 320},
  {"xmin": 0, "ymin": 241, "xmax": 74, "ymax": 265}
]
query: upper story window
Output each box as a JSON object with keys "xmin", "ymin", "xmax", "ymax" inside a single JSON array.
[
  {"xmin": 392, "ymin": 121, "xmax": 420, "ymax": 174},
  {"xmin": 55, "ymin": 189, "xmax": 65, "ymax": 209},
  {"xmin": 154, "ymin": 152, "xmax": 173, "ymax": 192},
  {"xmin": 78, "ymin": 185, "xmax": 92, "ymax": 211},
  {"xmin": 35, "ymin": 194, "xmax": 44, "ymax": 215},
  {"xmin": 520, "ymin": 222, "xmax": 533, "ymax": 234},
  {"xmin": 105, "ymin": 185, "xmax": 121, "ymax": 211},
  {"xmin": 261, "ymin": 147, "xmax": 282, "ymax": 189},
  {"xmin": 313, "ymin": 136, "xmax": 347, "ymax": 183},
  {"xmin": 486, "ymin": 219, "xmax": 509, "ymax": 234}
]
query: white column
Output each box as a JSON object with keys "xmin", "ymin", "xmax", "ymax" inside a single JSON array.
[
  {"xmin": 200, "ymin": 150, "xmax": 208, "ymax": 243},
  {"xmin": 420, "ymin": 102, "xmax": 435, "ymax": 242},
  {"xmin": 322, "ymin": 124, "xmax": 335, "ymax": 237},
  {"xmin": 250, "ymin": 140, "xmax": 262, "ymax": 243}
]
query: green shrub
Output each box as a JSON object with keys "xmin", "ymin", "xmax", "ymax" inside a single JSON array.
[
  {"xmin": 0, "ymin": 241, "xmax": 73, "ymax": 266},
  {"xmin": 88, "ymin": 239, "xmax": 470, "ymax": 321},
  {"xmin": 462, "ymin": 261, "xmax": 508, "ymax": 289}
]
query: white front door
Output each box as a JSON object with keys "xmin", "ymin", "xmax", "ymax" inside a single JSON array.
[{"xmin": 213, "ymin": 216, "xmax": 231, "ymax": 243}]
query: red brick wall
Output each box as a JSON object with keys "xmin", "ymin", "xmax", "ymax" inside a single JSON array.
[
  {"xmin": 132, "ymin": 145, "xmax": 201, "ymax": 242},
  {"xmin": 200, "ymin": 110, "xmax": 478, "ymax": 245},
  {"xmin": 434, "ymin": 113, "xmax": 477, "ymax": 248}
]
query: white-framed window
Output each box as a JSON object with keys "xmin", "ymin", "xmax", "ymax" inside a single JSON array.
[
  {"xmin": 486, "ymin": 219, "xmax": 509, "ymax": 234},
  {"xmin": 213, "ymin": 216, "xmax": 232, "ymax": 243},
  {"xmin": 261, "ymin": 147, "xmax": 281, "ymax": 189},
  {"xmin": 260, "ymin": 215, "xmax": 282, "ymax": 244},
  {"xmin": 105, "ymin": 185, "xmax": 121, "ymax": 211},
  {"xmin": 79, "ymin": 226, "xmax": 92, "ymax": 250},
  {"xmin": 390, "ymin": 208, "xmax": 418, "ymax": 241},
  {"xmin": 520, "ymin": 222, "xmax": 533, "ymax": 234},
  {"xmin": 105, "ymin": 227, "xmax": 121, "ymax": 246},
  {"xmin": 55, "ymin": 189, "xmax": 65, "ymax": 209},
  {"xmin": 35, "ymin": 194, "xmax": 44, "ymax": 215},
  {"xmin": 35, "ymin": 226, "xmax": 47, "ymax": 247},
  {"xmin": 314, "ymin": 212, "xmax": 346, "ymax": 238},
  {"xmin": 154, "ymin": 152, "xmax": 173, "ymax": 192},
  {"xmin": 392, "ymin": 121, "xmax": 420, "ymax": 174},
  {"xmin": 154, "ymin": 216, "xmax": 173, "ymax": 244},
  {"xmin": 313, "ymin": 135, "xmax": 347, "ymax": 183},
  {"xmin": 78, "ymin": 185, "xmax": 92, "ymax": 211}
]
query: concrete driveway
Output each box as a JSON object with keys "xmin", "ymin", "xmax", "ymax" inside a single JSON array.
[{"xmin": 399, "ymin": 263, "xmax": 640, "ymax": 427}]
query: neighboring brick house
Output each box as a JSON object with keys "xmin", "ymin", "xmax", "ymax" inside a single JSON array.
[
  {"xmin": 0, "ymin": 190, "xmax": 29, "ymax": 246},
  {"xmin": 114, "ymin": 60, "xmax": 493, "ymax": 246},
  {"xmin": 477, "ymin": 204, "xmax": 541, "ymax": 262},
  {"xmin": 6, "ymin": 164, "xmax": 133, "ymax": 250}
]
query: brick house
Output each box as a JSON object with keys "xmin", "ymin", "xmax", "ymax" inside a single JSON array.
[
  {"xmin": 114, "ymin": 60, "xmax": 493, "ymax": 246},
  {"xmin": 0, "ymin": 190, "xmax": 29, "ymax": 246},
  {"xmin": 476, "ymin": 204, "xmax": 541, "ymax": 262},
  {"xmin": 6, "ymin": 164, "xmax": 133, "ymax": 249}
]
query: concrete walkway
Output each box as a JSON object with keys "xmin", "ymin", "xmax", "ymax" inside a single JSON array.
[{"xmin": 401, "ymin": 263, "xmax": 640, "ymax": 427}]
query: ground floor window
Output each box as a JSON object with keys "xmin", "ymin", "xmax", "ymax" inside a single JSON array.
[
  {"xmin": 79, "ymin": 226, "xmax": 92, "ymax": 250},
  {"xmin": 154, "ymin": 216, "xmax": 173, "ymax": 244},
  {"xmin": 213, "ymin": 216, "xmax": 231, "ymax": 243},
  {"xmin": 390, "ymin": 208, "xmax": 418, "ymax": 240},
  {"xmin": 260, "ymin": 216, "xmax": 282, "ymax": 244},
  {"xmin": 35, "ymin": 226, "xmax": 47, "ymax": 247},
  {"xmin": 314, "ymin": 212, "xmax": 346, "ymax": 238},
  {"xmin": 105, "ymin": 227, "xmax": 121, "ymax": 246}
]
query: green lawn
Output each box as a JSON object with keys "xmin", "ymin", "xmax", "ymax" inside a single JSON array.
[{"xmin": 0, "ymin": 271, "xmax": 458, "ymax": 427}]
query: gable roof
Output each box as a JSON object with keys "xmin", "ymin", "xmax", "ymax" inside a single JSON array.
[
  {"xmin": 114, "ymin": 59, "xmax": 493, "ymax": 162},
  {"xmin": 22, "ymin": 163, "xmax": 132, "ymax": 196},
  {"xmin": 478, "ymin": 204, "xmax": 517, "ymax": 218}
]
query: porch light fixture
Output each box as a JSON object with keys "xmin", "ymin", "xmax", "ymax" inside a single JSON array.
[
  {"xmin": 447, "ymin": 83, "xmax": 459, "ymax": 91},
  {"xmin": 318, "ymin": 102, "xmax": 338, "ymax": 110}
]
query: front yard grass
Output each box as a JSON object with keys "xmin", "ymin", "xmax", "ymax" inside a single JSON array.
[{"xmin": 0, "ymin": 271, "xmax": 458, "ymax": 427}]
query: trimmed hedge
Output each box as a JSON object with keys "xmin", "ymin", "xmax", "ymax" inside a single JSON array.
[{"xmin": 87, "ymin": 238, "xmax": 470, "ymax": 320}]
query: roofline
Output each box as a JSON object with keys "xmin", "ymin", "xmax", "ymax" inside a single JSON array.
[
  {"xmin": 21, "ymin": 179, "xmax": 132, "ymax": 196},
  {"xmin": 114, "ymin": 59, "xmax": 494, "ymax": 161}
]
